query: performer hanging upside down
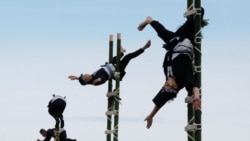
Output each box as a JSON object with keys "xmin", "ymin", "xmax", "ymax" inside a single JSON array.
[
  {"xmin": 68, "ymin": 40, "xmax": 151, "ymax": 85},
  {"xmin": 48, "ymin": 94, "xmax": 66, "ymax": 129},
  {"xmin": 37, "ymin": 128, "xmax": 77, "ymax": 141},
  {"xmin": 137, "ymin": 8, "xmax": 207, "ymax": 129}
]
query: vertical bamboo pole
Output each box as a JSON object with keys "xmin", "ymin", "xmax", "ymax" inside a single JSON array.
[
  {"xmin": 106, "ymin": 35, "xmax": 114, "ymax": 141},
  {"xmin": 186, "ymin": 1, "xmax": 195, "ymax": 141},
  {"xmin": 193, "ymin": 1, "xmax": 202, "ymax": 141},
  {"xmin": 186, "ymin": 1, "xmax": 202, "ymax": 141},
  {"xmin": 113, "ymin": 33, "xmax": 121, "ymax": 141}
]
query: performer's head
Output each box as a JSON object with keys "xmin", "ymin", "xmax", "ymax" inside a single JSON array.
[
  {"xmin": 79, "ymin": 73, "xmax": 92, "ymax": 85},
  {"xmin": 39, "ymin": 128, "xmax": 47, "ymax": 137}
]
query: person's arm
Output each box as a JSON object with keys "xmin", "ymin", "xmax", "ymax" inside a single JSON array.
[
  {"xmin": 68, "ymin": 75, "xmax": 88, "ymax": 85},
  {"xmin": 185, "ymin": 85, "xmax": 201, "ymax": 110},
  {"xmin": 68, "ymin": 75, "xmax": 79, "ymax": 80},
  {"xmin": 192, "ymin": 87, "xmax": 201, "ymax": 110},
  {"xmin": 145, "ymin": 86, "xmax": 177, "ymax": 129},
  {"xmin": 144, "ymin": 105, "xmax": 160, "ymax": 129},
  {"xmin": 92, "ymin": 78, "xmax": 102, "ymax": 85},
  {"xmin": 91, "ymin": 69, "xmax": 109, "ymax": 85}
]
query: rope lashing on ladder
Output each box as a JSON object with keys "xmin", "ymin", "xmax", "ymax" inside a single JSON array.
[
  {"xmin": 114, "ymin": 72, "xmax": 120, "ymax": 80},
  {"xmin": 185, "ymin": 95, "xmax": 194, "ymax": 103},
  {"xmin": 195, "ymin": 30, "xmax": 202, "ymax": 44},
  {"xmin": 106, "ymin": 88, "xmax": 119, "ymax": 97},
  {"xmin": 105, "ymin": 110, "xmax": 118, "ymax": 116},
  {"xmin": 106, "ymin": 88, "xmax": 122, "ymax": 104},
  {"xmin": 194, "ymin": 8, "xmax": 203, "ymax": 45},
  {"xmin": 193, "ymin": 45, "xmax": 201, "ymax": 62},
  {"xmin": 184, "ymin": 8, "xmax": 197, "ymax": 17},
  {"xmin": 185, "ymin": 94, "xmax": 202, "ymax": 103},
  {"xmin": 184, "ymin": 7, "xmax": 203, "ymax": 17},
  {"xmin": 187, "ymin": 134, "xmax": 195, "ymax": 141},
  {"xmin": 105, "ymin": 129, "xmax": 117, "ymax": 135},
  {"xmin": 183, "ymin": 4, "xmax": 195, "ymax": 17},
  {"xmin": 185, "ymin": 116, "xmax": 202, "ymax": 137},
  {"xmin": 185, "ymin": 123, "xmax": 202, "ymax": 133},
  {"xmin": 184, "ymin": 7, "xmax": 203, "ymax": 44},
  {"xmin": 113, "ymin": 124, "xmax": 119, "ymax": 140},
  {"xmin": 185, "ymin": 123, "xmax": 202, "ymax": 141},
  {"xmin": 193, "ymin": 65, "xmax": 201, "ymax": 73},
  {"xmin": 184, "ymin": 95, "xmax": 202, "ymax": 135},
  {"xmin": 105, "ymin": 124, "xmax": 119, "ymax": 140},
  {"xmin": 185, "ymin": 95, "xmax": 202, "ymax": 111},
  {"xmin": 185, "ymin": 116, "xmax": 196, "ymax": 141}
]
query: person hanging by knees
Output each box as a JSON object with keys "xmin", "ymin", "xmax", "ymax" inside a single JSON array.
[
  {"xmin": 68, "ymin": 40, "xmax": 151, "ymax": 86},
  {"xmin": 48, "ymin": 94, "xmax": 66, "ymax": 129},
  {"xmin": 37, "ymin": 128, "xmax": 76, "ymax": 141},
  {"xmin": 137, "ymin": 7, "xmax": 208, "ymax": 129}
]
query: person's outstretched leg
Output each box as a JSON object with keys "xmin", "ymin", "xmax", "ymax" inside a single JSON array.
[
  {"xmin": 55, "ymin": 116, "xmax": 60, "ymax": 129},
  {"xmin": 57, "ymin": 100, "xmax": 66, "ymax": 128},
  {"xmin": 120, "ymin": 40, "xmax": 151, "ymax": 70},
  {"xmin": 60, "ymin": 115, "xmax": 64, "ymax": 128},
  {"xmin": 138, "ymin": 16, "xmax": 176, "ymax": 44},
  {"xmin": 119, "ymin": 40, "xmax": 151, "ymax": 80}
]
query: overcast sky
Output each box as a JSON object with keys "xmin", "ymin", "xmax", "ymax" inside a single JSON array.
[{"xmin": 0, "ymin": 0, "xmax": 250, "ymax": 141}]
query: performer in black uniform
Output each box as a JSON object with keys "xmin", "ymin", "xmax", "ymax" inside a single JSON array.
[
  {"xmin": 48, "ymin": 94, "xmax": 66, "ymax": 129},
  {"xmin": 37, "ymin": 128, "xmax": 76, "ymax": 141},
  {"xmin": 137, "ymin": 8, "xmax": 207, "ymax": 129},
  {"xmin": 68, "ymin": 40, "xmax": 151, "ymax": 85}
]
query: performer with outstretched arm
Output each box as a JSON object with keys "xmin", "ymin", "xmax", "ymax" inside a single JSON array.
[
  {"xmin": 68, "ymin": 40, "xmax": 151, "ymax": 86},
  {"xmin": 137, "ymin": 8, "xmax": 207, "ymax": 129}
]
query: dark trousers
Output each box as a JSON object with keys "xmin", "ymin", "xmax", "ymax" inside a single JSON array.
[
  {"xmin": 48, "ymin": 99, "xmax": 66, "ymax": 128},
  {"xmin": 112, "ymin": 48, "xmax": 144, "ymax": 80},
  {"xmin": 150, "ymin": 19, "xmax": 194, "ymax": 78},
  {"xmin": 150, "ymin": 18, "xmax": 194, "ymax": 47},
  {"xmin": 150, "ymin": 20, "xmax": 176, "ymax": 45},
  {"xmin": 59, "ymin": 131, "xmax": 76, "ymax": 141}
]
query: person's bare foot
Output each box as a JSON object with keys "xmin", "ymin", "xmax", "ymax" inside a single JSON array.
[
  {"xmin": 120, "ymin": 46, "xmax": 126, "ymax": 53},
  {"xmin": 142, "ymin": 40, "xmax": 151, "ymax": 50},
  {"xmin": 138, "ymin": 16, "xmax": 153, "ymax": 31}
]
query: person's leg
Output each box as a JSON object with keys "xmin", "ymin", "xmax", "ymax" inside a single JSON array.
[
  {"xmin": 58, "ymin": 100, "xmax": 66, "ymax": 128},
  {"xmin": 59, "ymin": 130, "xmax": 67, "ymax": 141},
  {"xmin": 55, "ymin": 115, "xmax": 60, "ymax": 129},
  {"xmin": 138, "ymin": 16, "xmax": 176, "ymax": 44},
  {"xmin": 59, "ymin": 114, "xmax": 64, "ymax": 128},
  {"xmin": 120, "ymin": 49, "xmax": 143, "ymax": 70},
  {"xmin": 150, "ymin": 20, "xmax": 176, "ymax": 44},
  {"xmin": 52, "ymin": 99, "xmax": 66, "ymax": 128},
  {"xmin": 152, "ymin": 86, "xmax": 178, "ymax": 108},
  {"xmin": 120, "ymin": 40, "xmax": 151, "ymax": 73},
  {"xmin": 48, "ymin": 103, "xmax": 60, "ymax": 129},
  {"xmin": 175, "ymin": 18, "xmax": 195, "ymax": 43}
]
